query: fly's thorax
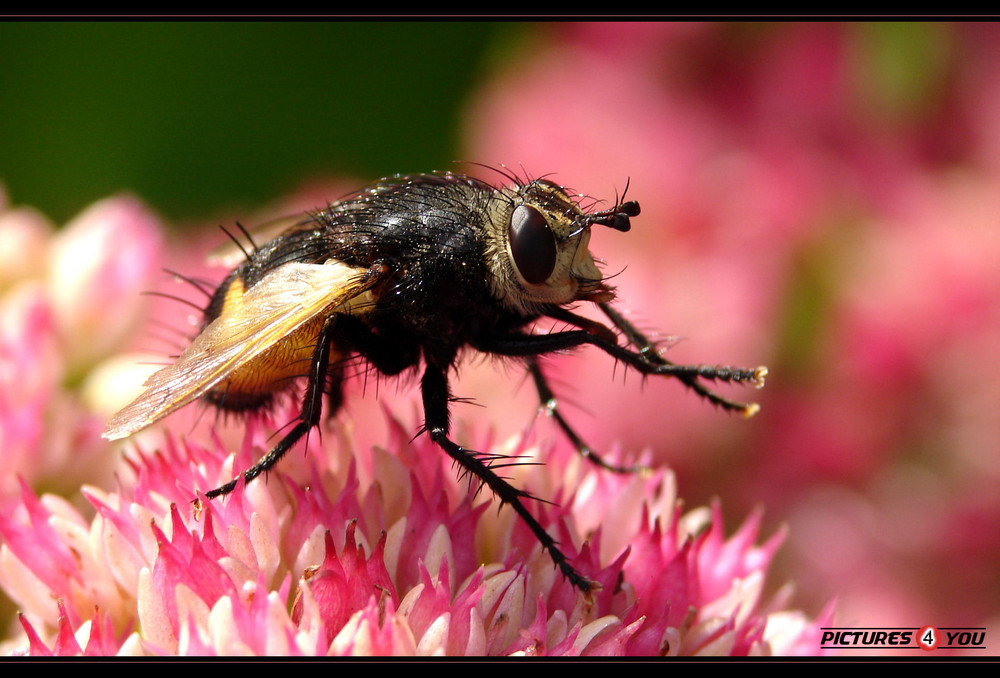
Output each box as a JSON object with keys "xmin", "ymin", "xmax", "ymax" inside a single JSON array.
[{"xmin": 482, "ymin": 179, "xmax": 614, "ymax": 316}]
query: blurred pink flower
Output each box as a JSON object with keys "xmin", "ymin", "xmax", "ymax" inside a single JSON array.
[
  {"xmin": 771, "ymin": 169, "xmax": 1000, "ymax": 631},
  {"xmin": 1, "ymin": 403, "xmax": 830, "ymax": 656},
  {"xmin": 47, "ymin": 196, "xmax": 163, "ymax": 371},
  {"xmin": 0, "ymin": 188, "xmax": 163, "ymax": 497}
]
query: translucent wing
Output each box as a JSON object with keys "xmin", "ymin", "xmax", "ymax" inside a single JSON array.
[{"xmin": 104, "ymin": 260, "xmax": 382, "ymax": 440}]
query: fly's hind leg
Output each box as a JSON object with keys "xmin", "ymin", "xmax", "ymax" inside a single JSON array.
[{"xmin": 204, "ymin": 313, "xmax": 342, "ymax": 499}]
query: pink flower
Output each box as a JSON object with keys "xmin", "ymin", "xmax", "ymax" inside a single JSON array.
[
  {"xmin": 47, "ymin": 196, "xmax": 163, "ymax": 371},
  {"xmin": 0, "ymin": 188, "xmax": 163, "ymax": 497},
  {"xmin": 1, "ymin": 405, "xmax": 829, "ymax": 656}
]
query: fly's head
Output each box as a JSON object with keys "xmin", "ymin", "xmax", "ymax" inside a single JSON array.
[{"xmin": 484, "ymin": 178, "xmax": 640, "ymax": 316}]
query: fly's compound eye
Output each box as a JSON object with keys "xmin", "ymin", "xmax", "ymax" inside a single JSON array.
[{"xmin": 509, "ymin": 204, "xmax": 557, "ymax": 285}]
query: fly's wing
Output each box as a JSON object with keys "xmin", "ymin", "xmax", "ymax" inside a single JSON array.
[{"xmin": 103, "ymin": 260, "xmax": 382, "ymax": 440}]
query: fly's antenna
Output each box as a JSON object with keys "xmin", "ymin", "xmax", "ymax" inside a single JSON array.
[{"xmin": 577, "ymin": 198, "xmax": 640, "ymax": 234}]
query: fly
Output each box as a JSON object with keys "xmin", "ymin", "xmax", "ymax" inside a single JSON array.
[{"xmin": 104, "ymin": 170, "xmax": 767, "ymax": 592}]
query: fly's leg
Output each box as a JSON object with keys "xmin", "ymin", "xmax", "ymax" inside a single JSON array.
[
  {"xmin": 526, "ymin": 357, "xmax": 646, "ymax": 474},
  {"xmin": 204, "ymin": 314, "xmax": 342, "ymax": 499},
  {"xmin": 476, "ymin": 326, "xmax": 766, "ymax": 415},
  {"xmin": 420, "ymin": 361, "xmax": 595, "ymax": 593},
  {"xmin": 598, "ymin": 303, "xmax": 767, "ymax": 417}
]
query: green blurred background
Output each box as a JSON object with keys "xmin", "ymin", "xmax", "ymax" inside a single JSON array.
[{"xmin": 0, "ymin": 21, "xmax": 512, "ymax": 224}]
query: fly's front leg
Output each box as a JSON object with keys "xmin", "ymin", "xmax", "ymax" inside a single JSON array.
[
  {"xmin": 598, "ymin": 303, "xmax": 767, "ymax": 417},
  {"xmin": 476, "ymin": 325, "xmax": 766, "ymax": 416},
  {"xmin": 526, "ymin": 357, "xmax": 646, "ymax": 474},
  {"xmin": 420, "ymin": 362, "xmax": 595, "ymax": 593}
]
